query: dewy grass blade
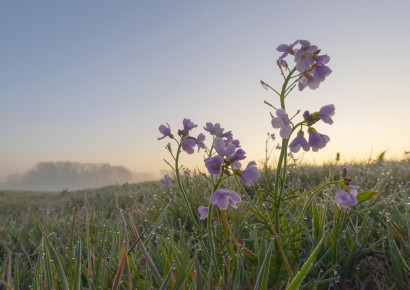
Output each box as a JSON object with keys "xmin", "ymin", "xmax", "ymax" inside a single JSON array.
[
  {"xmin": 112, "ymin": 239, "xmax": 128, "ymax": 290},
  {"xmin": 287, "ymin": 234, "xmax": 325, "ymax": 290},
  {"xmin": 43, "ymin": 232, "xmax": 70, "ymax": 290},
  {"xmin": 159, "ymin": 264, "xmax": 175, "ymax": 290},
  {"xmin": 174, "ymin": 252, "xmax": 198, "ymax": 289},
  {"xmin": 253, "ymin": 241, "xmax": 273, "ymax": 290},
  {"xmin": 94, "ymin": 226, "xmax": 107, "ymax": 287},
  {"xmin": 72, "ymin": 241, "xmax": 81, "ymax": 290},
  {"xmin": 128, "ymin": 213, "xmax": 163, "ymax": 286}
]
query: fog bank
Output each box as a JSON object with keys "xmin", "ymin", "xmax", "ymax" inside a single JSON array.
[{"xmin": 1, "ymin": 161, "xmax": 154, "ymax": 191}]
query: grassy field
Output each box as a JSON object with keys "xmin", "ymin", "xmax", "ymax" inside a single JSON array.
[{"xmin": 1, "ymin": 159, "xmax": 409, "ymax": 289}]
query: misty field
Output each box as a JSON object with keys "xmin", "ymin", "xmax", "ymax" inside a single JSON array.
[{"xmin": 0, "ymin": 159, "xmax": 409, "ymax": 289}]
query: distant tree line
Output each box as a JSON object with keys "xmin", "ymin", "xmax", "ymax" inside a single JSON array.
[{"xmin": 3, "ymin": 161, "xmax": 153, "ymax": 191}]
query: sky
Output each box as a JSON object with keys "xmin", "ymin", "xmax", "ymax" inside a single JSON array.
[{"xmin": 1, "ymin": 0, "xmax": 410, "ymax": 183}]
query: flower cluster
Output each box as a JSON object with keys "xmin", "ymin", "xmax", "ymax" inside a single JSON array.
[
  {"xmin": 199, "ymin": 123, "xmax": 261, "ymax": 219},
  {"xmin": 277, "ymin": 39, "xmax": 332, "ymax": 91},
  {"xmin": 270, "ymin": 104, "xmax": 335, "ymax": 153},
  {"xmin": 158, "ymin": 120, "xmax": 261, "ymax": 220},
  {"xmin": 204, "ymin": 133, "xmax": 259, "ymax": 187},
  {"xmin": 335, "ymin": 168, "xmax": 358, "ymax": 207},
  {"xmin": 158, "ymin": 118, "xmax": 206, "ymax": 154}
]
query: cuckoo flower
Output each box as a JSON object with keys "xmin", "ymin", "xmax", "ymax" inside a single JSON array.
[
  {"xmin": 231, "ymin": 148, "xmax": 246, "ymax": 161},
  {"xmin": 231, "ymin": 139, "xmax": 241, "ymax": 148},
  {"xmin": 294, "ymin": 40, "xmax": 318, "ymax": 72},
  {"xmin": 271, "ymin": 109, "xmax": 292, "ymax": 139},
  {"xmin": 181, "ymin": 138, "xmax": 196, "ymax": 154},
  {"xmin": 205, "ymin": 156, "xmax": 224, "ymax": 175},
  {"xmin": 198, "ymin": 206, "xmax": 209, "ymax": 220},
  {"xmin": 289, "ymin": 131, "xmax": 310, "ymax": 153},
  {"xmin": 277, "ymin": 40, "xmax": 299, "ymax": 59},
  {"xmin": 179, "ymin": 118, "xmax": 198, "ymax": 137},
  {"xmin": 319, "ymin": 104, "xmax": 335, "ymax": 125},
  {"xmin": 183, "ymin": 118, "xmax": 197, "ymax": 132},
  {"xmin": 223, "ymin": 131, "xmax": 233, "ymax": 143},
  {"xmin": 239, "ymin": 161, "xmax": 260, "ymax": 186},
  {"xmin": 196, "ymin": 133, "xmax": 206, "ymax": 152},
  {"xmin": 307, "ymin": 65, "xmax": 332, "ymax": 90},
  {"xmin": 204, "ymin": 122, "xmax": 224, "ymax": 137},
  {"xmin": 308, "ymin": 128, "xmax": 330, "ymax": 152},
  {"xmin": 210, "ymin": 189, "xmax": 241, "ymax": 210},
  {"xmin": 335, "ymin": 185, "xmax": 358, "ymax": 207},
  {"xmin": 214, "ymin": 138, "xmax": 236, "ymax": 157},
  {"xmin": 159, "ymin": 175, "xmax": 173, "ymax": 188},
  {"xmin": 158, "ymin": 123, "xmax": 173, "ymax": 140}
]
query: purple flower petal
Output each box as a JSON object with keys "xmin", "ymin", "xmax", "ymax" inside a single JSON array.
[
  {"xmin": 183, "ymin": 118, "xmax": 197, "ymax": 132},
  {"xmin": 271, "ymin": 117, "xmax": 284, "ymax": 128},
  {"xmin": 280, "ymin": 125, "xmax": 292, "ymax": 139},
  {"xmin": 210, "ymin": 189, "xmax": 242, "ymax": 210},
  {"xmin": 204, "ymin": 156, "xmax": 224, "ymax": 175},
  {"xmin": 181, "ymin": 139, "xmax": 196, "ymax": 154},
  {"xmin": 210, "ymin": 191, "xmax": 221, "ymax": 205},
  {"xmin": 214, "ymin": 138, "xmax": 226, "ymax": 155},
  {"xmin": 289, "ymin": 133, "xmax": 310, "ymax": 153},
  {"xmin": 232, "ymin": 148, "xmax": 246, "ymax": 161},
  {"xmin": 225, "ymin": 144, "xmax": 236, "ymax": 156},
  {"xmin": 335, "ymin": 189, "xmax": 357, "ymax": 207},
  {"xmin": 158, "ymin": 123, "xmax": 172, "ymax": 140},
  {"xmin": 198, "ymin": 206, "xmax": 208, "ymax": 220},
  {"xmin": 240, "ymin": 161, "xmax": 260, "ymax": 186}
]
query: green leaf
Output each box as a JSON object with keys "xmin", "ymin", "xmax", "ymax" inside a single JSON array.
[
  {"xmin": 356, "ymin": 191, "xmax": 378, "ymax": 203},
  {"xmin": 377, "ymin": 150, "xmax": 387, "ymax": 162},
  {"xmin": 312, "ymin": 199, "xmax": 320, "ymax": 242}
]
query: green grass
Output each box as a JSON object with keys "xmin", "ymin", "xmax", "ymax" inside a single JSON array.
[{"xmin": 1, "ymin": 160, "xmax": 409, "ymax": 289}]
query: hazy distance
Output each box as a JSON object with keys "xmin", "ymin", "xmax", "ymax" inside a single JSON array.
[{"xmin": 1, "ymin": 161, "xmax": 154, "ymax": 192}]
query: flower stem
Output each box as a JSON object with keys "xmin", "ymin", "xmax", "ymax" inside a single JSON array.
[
  {"xmin": 174, "ymin": 142, "xmax": 199, "ymax": 230},
  {"xmin": 272, "ymin": 66, "xmax": 297, "ymax": 285}
]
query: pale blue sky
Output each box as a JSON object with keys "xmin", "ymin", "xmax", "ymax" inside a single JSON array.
[{"xmin": 1, "ymin": 0, "xmax": 410, "ymax": 182}]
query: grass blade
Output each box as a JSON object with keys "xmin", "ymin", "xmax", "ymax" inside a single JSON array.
[
  {"xmin": 112, "ymin": 239, "xmax": 128, "ymax": 290},
  {"xmin": 287, "ymin": 234, "xmax": 325, "ymax": 290}
]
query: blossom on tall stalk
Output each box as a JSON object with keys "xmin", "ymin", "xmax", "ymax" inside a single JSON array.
[
  {"xmin": 308, "ymin": 128, "xmax": 330, "ymax": 152},
  {"xmin": 205, "ymin": 156, "xmax": 224, "ymax": 175},
  {"xmin": 277, "ymin": 39, "xmax": 332, "ymax": 91},
  {"xmin": 181, "ymin": 138, "xmax": 196, "ymax": 154},
  {"xmin": 214, "ymin": 137, "xmax": 236, "ymax": 157},
  {"xmin": 319, "ymin": 104, "xmax": 335, "ymax": 124},
  {"xmin": 289, "ymin": 131, "xmax": 310, "ymax": 153},
  {"xmin": 158, "ymin": 123, "xmax": 173, "ymax": 140},
  {"xmin": 195, "ymin": 133, "xmax": 206, "ymax": 152},
  {"xmin": 210, "ymin": 189, "xmax": 242, "ymax": 210},
  {"xmin": 271, "ymin": 109, "xmax": 292, "ymax": 139},
  {"xmin": 204, "ymin": 122, "xmax": 224, "ymax": 137},
  {"xmin": 238, "ymin": 161, "xmax": 260, "ymax": 186}
]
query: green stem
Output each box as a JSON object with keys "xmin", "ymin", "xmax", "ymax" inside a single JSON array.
[
  {"xmin": 206, "ymin": 172, "xmax": 224, "ymax": 277},
  {"xmin": 272, "ymin": 66, "xmax": 297, "ymax": 286},
  {"xmin": 174, "ymin": 141, "xmax": 200, "ymax": 230}
]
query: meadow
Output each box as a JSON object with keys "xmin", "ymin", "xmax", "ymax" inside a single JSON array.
[
  {"xmin": 2, "ymin": 39, "xmax": 410, "ymax": 289},
  {"xmin": 1, "ymin": 159, "xmax": 409, "ymax": 289}
]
